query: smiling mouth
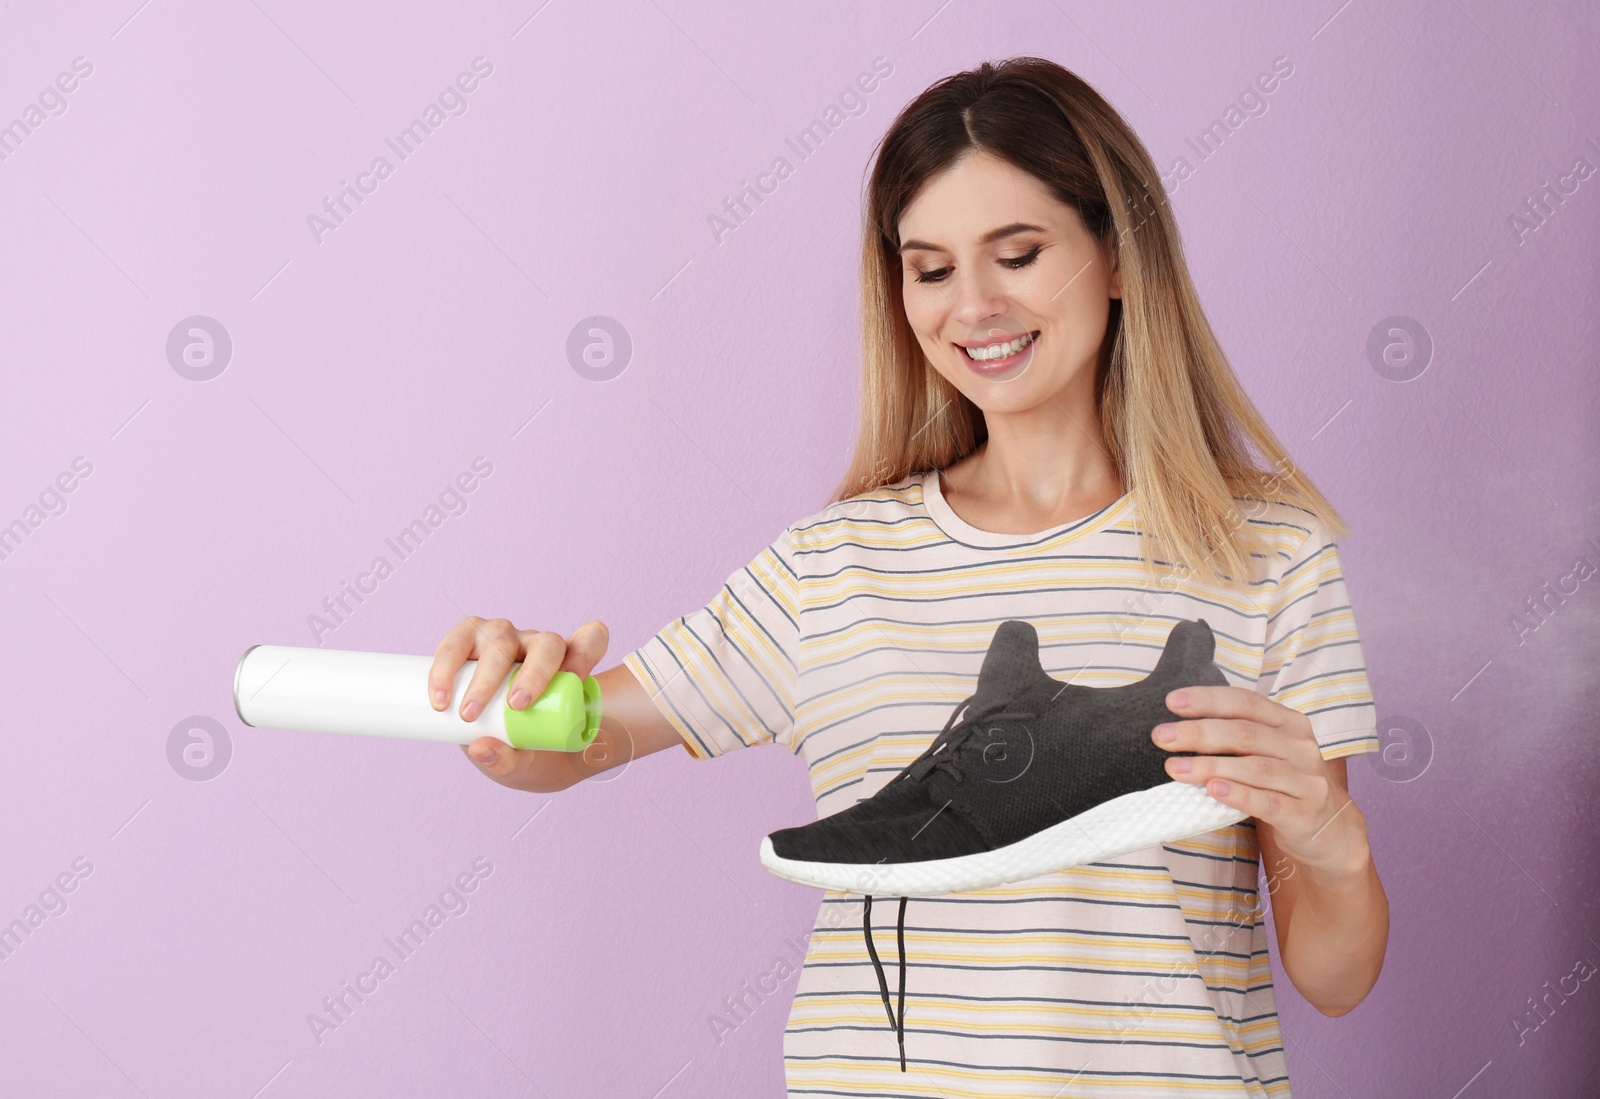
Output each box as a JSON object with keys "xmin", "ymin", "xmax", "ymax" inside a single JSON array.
[{"xmin": 957, "ymin": 330, "xmax": 1039, "ymax": 362}]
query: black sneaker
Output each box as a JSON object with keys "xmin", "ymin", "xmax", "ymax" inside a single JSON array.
[
  {"xmin": 757, "ymin": 617, "xmax": 1244, "ymax": 1071},
  {"xmin": 761, "ymin": 616, "xmax": 1242, "ymax": 893}
]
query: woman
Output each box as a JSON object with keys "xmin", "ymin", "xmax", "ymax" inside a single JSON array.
[{"xmin": 429, "ymin": 56, "xmax": 1388, "ymax": 1097}]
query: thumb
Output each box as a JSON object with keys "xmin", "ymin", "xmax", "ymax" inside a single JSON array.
[
  {"xmin": 559, "ymin": 619, "xmax": 610, "ymax": 679},
  {"xmin": 461, "ymin": 737, "xmax": 503, "ymax": 769}
]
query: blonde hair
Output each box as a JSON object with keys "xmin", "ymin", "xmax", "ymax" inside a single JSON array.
[{"xmin": 832, "ymin": 56, "xmax": 1347, "ymax": 589}]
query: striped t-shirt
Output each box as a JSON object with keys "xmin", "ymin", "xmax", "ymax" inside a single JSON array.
[{"xmin": 623, "ymin": 468, "xmax": 1380, "ymax": 1097}]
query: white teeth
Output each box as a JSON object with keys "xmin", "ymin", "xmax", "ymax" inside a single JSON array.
[{"xmin": 963, "ymin": 331, "xmax": 1035, "ymax": 361}]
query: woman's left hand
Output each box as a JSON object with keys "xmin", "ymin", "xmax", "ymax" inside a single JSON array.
[{"xmin": 1152, "ymin": 685, "xmax": 1363, "ymax": 874}]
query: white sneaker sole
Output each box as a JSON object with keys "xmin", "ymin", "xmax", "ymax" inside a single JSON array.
[{"xmin": 759, "ymin": 780, "xmax": 1249, "ymax": 897}]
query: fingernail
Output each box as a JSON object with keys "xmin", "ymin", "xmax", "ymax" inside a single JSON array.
[
  {"xmin": 1170, "ymin": 756, "xmax": 1192, "ymax": 772},
  {"xmin": 1154, "ymin": 724, "xmax": 1177, "ymax": 743},
  {"xmin": 474, "ymin": 747, "xmax": 497, "ymax": 764},
  {"xmin": 1167, "ymin": 690, "xmax": 1189, "ymax": 708},
  {"xmin": 433, "ymin": 689, "xmax": 447, "ymax": 709},
  {"xmin": 1212, "ymin": 780, "xmax": 1230, "ymax": 796},
  {"xmin": 508, "ymin": 689, "xmax": 530, "ymax": 710},
  {"xmin": 462, "ymin": 700, "xmax": 482, "ymax": 722}
]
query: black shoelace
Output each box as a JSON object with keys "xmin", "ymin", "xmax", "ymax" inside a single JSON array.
[
  {"xmin": 861, "ymin": 894, "xmax": 908, "ymax": 1071},
  {"xmin": 905, "ymin": 694, "xmax": 1038, "ymax": 786},
  {"xmin": 861, "ymin": 694, "xmax": 1038, "ymax": 1072}
]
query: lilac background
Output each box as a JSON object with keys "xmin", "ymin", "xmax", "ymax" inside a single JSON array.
[{"xmin": 1, "ymin": 1, "xmax": 1597, "ymax": 1096}]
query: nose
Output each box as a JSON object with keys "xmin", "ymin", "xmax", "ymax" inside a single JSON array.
[{"xmin": 947, "ymin": 266, "xmax": 1012, "ymax": 330}]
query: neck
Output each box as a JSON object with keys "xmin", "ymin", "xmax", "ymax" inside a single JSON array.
[{"xmin": 958, "ymin": 390, "xmax": 1123, "ymax": 513}]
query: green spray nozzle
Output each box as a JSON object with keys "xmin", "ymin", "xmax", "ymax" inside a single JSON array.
[{"xmin": 501, "ymin": 665, "xmax": 603, "ymax": 752}]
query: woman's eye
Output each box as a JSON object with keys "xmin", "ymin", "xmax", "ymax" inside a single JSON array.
[{"xmin": 911, "ymin": 245, "xmax": 1042, "ymax": 285}]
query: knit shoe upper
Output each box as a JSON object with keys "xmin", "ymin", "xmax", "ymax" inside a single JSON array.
[{"xmin": 765, "ymin": 617, "xmax": 1230, "ymax": 872}]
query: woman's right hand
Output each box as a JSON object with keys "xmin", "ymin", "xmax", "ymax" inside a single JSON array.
[{"xmin": 429, "ymin": 616, "xmax": 611, "ymax": 793}]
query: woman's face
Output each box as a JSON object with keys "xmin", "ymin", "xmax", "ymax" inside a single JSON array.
[{"xmin": 897, "ymin": 150, "xmax": 1120, "ymax": 416}]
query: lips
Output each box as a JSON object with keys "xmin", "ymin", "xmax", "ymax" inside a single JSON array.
[
  {"xmin": 958, "ymin": 330, "xmax": 1038, "ymax": 361},
  {"xmin": 957, "ymin": 330, "xmax": 1039, "ymax": 376}
]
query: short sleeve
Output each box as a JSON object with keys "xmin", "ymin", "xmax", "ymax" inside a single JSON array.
[
  {"xmin": 622, "ymin": 526, "xmax": 801, "ymax": 760},
  {"xmin": 1258, "ymin": 518, "xmax": 1380, "ymax": 760}
]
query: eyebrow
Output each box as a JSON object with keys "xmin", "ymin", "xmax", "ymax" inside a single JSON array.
[{"xmin": 898, "ymin": 222, "xmax": 1047, "ymax": 254}]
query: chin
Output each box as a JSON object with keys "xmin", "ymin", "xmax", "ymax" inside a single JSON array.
[{"xmin": 946, "ymin": 366, "xmax": 1056, "ymax": 407}]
